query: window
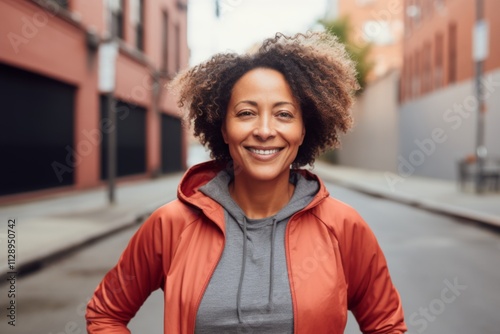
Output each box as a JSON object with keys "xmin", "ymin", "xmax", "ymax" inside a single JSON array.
[
  {"xmin": 434, "ymin": 0, "xmax": 445, "ymax": 11},
  {"xmin": 414, "ymin": 0, "xmax": 422, "ymax": 25},
  {"xmin": 448, "ymin": 22, "xmax": 457, "ymax": 84},
  {"xmin": 407, "ymin": 55, "xmax": 413, "ymax": 99},
  {"xmin": 162, "ymin": 11, "xmax": 169, "ymax": 73},
  {"xmin": 404, "ymin": 1, "xmax": 412, "ymax": 37},
  {"xmin": 406, "ymin": 0, "xmax": 421, "ymax": 28},
  {"xmin": 422, "ymin": 42, "xmax": 432, "ymax": 93},
  {"xmin": 109, "ymin": 0, "xmax": 125, "ymax": 39},
  {"xmin": 51, "ymin": 0, "xmax": 69, "ymax": 9},
  {"xmin": 132, "ymin": 0, "xmax": 145, "ymax": 51},
  {"xmin": 175, "ymin": 24, "xmax": 181, "ymax": 72},
  {"xmin": 403, "ymin": 56, "xmax": 410, "ymax": 101},
  {"xmin": 435, "ymin": 32, "xmax": 443, "ymax": 88},
  {"xmin": 356, "ymin": 0, "xmax": 375, "ymax": 6},
  {"xmin": 413, "ymin": 50, "xmax": 420, "ymax": 97},
  {"xmin": 362, "ymin": 20, "xmax": 394, "ymax": 45}
]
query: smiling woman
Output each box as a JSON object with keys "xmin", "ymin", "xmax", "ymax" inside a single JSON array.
[
  {"xmin": 86, "ymin": 32, "xmax": 407, "ymax": 334},
  {"xmin": 222, "ymin": 68, "xmax": 306, "ymax": 213}
]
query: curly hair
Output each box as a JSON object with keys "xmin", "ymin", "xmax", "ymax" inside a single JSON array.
[{"xmin": 170, "ymin": 31, "xmax": 359, "ymax": 167}]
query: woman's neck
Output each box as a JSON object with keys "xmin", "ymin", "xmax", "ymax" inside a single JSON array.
[{"xmin": 229, "ymin": 172, "xmax": 294, "ymax": 219}]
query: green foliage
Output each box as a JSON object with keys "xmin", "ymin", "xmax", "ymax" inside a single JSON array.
[{"xmin": 319, "ymin": 17, "xmax": 374, "ymax": 93}]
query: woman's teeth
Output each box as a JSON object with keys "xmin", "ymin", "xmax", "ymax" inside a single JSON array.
[{"xmin": 249, "ymin": 148, "xmax": 280, "ymax": 155}]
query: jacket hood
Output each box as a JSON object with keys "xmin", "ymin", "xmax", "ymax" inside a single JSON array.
[
  {"xmin": 178, "ymin": 160, "xmax": 330, "ymax": 325},
  {"xmin": 177, "ymin": 160, "xmax": 330, "ymax": 231}
]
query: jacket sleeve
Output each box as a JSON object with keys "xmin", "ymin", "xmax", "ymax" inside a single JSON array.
[
  {"xmin": 86, "ymin": 210, "xmax": 166, "ymax": 333},
  {"xmin": 342, "ymin": 212, "xmax": 407, "ymax": 334}
]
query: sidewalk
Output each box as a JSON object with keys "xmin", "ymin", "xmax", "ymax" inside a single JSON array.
[
  {"xmin": 0, "ymin": 173, "xmax": 183, "ymax": 278},
  {"xmin": 313, "ymin": 161, "xmax": 500, "ymax": 228},
  {"xmin": 1, "ymin": 162, "xmax": 499, "ymax": 278}
]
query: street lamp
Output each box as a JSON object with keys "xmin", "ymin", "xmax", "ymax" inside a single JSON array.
[{"xmin": 473, "ymin": 0, "xmax": 488, "ymax": 193}]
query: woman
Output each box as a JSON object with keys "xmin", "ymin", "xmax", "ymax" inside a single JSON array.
[{"xmin": 86, "ymin": 32, "xmax": 406, "ymax": 333}]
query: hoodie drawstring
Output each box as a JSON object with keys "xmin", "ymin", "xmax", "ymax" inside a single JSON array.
[
  {"xmin": 237, "ymin": 217, "xmax": 278, "ymax": 323},
  {"xmin": 268, "ymin": 218, "xmax": 277, "ymax": 312},
  {"xmin": 236, "ymin": 216, "xmax": 248, "ymax": 323}
]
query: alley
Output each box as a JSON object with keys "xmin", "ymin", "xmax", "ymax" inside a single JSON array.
[{"xmin": 1, "ymin": 182, "xmax": 499, "ymax": 334}]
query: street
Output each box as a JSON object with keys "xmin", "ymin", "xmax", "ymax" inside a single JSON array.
[{"xmin": 1, "ymin": 181, "xmax": 500, "ymax": 334}]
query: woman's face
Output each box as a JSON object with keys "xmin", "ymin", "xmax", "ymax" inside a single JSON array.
[{"xmin": 222, "ymin": 67, "xmax": 305, "ymax": 182}]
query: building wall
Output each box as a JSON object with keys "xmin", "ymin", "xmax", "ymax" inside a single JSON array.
[
  {"xmin": 0, "ymin": 0, "xmax": 99, "ymax": 193},
  {"xmin": 324, "ymin": 0, "xmax": 403, "ymax": 171},
  {"xmin": 326, "ymin": 0, "xmax": 499, "ymax": 180},
  {"xmin": 337, "ymin": 70, "xmax": 400, "ymax": 172},
  {"xmin": 0, "ymin": 0, "xmax": 188, "ymax": 202},
  {"xmin": 398, "ymin": 0, "xmax": 500, "ymax": 180},
  {"xmin": 399, "ymin": 68, "xmax": 500, "ymax": 180},
  {"xmin": 401, "ymin": 0, "xmax": 500, "ymax": 102},
  {"xmin": 335, "ymin": 0, "xmax": 404, "ymax": 79}
]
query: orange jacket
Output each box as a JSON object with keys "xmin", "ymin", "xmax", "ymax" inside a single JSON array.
[{"xmin": 86, "ymin": 161, "xmax": 406, "ymax": 333}]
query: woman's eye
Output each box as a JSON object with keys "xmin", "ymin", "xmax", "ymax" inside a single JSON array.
[
  {"xmin": 277, "ymin": 111, "xmax": 293, "ymax": 119},
  {"xmin": 236, "ymin": 110, "xmax": 253, "ymax": 117}
]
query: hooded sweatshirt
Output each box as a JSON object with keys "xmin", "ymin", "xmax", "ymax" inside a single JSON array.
[
  {"xmin": 86, "ymin": 161, "xmax": 407, "ymax": 334},
  {"xmin": 195, "ymin": 169, "xmax": 319, "ymax": 333}
]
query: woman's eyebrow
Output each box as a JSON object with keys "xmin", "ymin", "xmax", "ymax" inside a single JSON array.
[
  {"xmin": 234, "ymin": 100, "xmax": 258, "ymax": 108},
  {"xmin": 234, "ymin": 101, "xmax": 296, "ymax": 108},
  {"xmin": 273, "ymin": 101, "xmax": 296, "ymax": 109}
]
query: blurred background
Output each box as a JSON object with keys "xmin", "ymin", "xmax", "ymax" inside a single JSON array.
[{"xmin": 0, "ymin": 0, "xmax": 499, "ymax": 333}]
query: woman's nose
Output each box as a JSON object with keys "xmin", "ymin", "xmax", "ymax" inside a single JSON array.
[{"xmin": 252, "ymin": 114, "xmax": 276, "ymax": 140}]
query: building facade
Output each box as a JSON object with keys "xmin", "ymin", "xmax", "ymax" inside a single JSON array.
[
  {"xmin": 0, "ymin": 0, "xmax": 189, "ymax": 202},
  {"xmin": 399, "ymin": 0, "xmax": 500, "ymax": 179},
  {"xmin": 330, "ymin": 0, "xmax": 404, "ymax": 80},
  {"xmin": 324, "ymin": 0, "xmax": 404, "ymax": 173}
]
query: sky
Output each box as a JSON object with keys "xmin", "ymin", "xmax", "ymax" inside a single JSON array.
[{"xmin": 187, "ymin": 0, "xmax": 330, "ymax": 66}]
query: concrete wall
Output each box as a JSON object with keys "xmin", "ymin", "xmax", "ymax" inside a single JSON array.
[
  {"xmin": 399, "ymin": 68, "xmax": 500, "ymax": 180},
  {"xmin": 337, "ymin": 69, "xmax": 400, "ymax": 173}
]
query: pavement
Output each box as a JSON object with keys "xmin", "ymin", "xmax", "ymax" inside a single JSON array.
[{"xmin": 1, "ymin": 160, "xmax": 499, "ymax": 278}]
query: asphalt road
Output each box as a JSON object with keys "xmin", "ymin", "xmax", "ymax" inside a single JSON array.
[{"xmin": 0, "ymin": 182, "xmax": 499, "ymax": 334}]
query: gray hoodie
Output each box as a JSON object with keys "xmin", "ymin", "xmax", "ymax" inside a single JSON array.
[{"xmin": 195, "ymin": 169, "xmax": 319, "ymax": 333}]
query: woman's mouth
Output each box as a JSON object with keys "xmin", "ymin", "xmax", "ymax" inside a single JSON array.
[{"xmin": 247, "ymin": 148, "xmax": 282, "ymax": 155}]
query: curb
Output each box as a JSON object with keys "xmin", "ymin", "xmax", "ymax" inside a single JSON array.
[
  {"xmin": 0, "ymin": 201, "xmax": 163, "ymax": 282},
  {"xmin": 313, "ymin": 169, "xmax": 500, "ymax": 229}
]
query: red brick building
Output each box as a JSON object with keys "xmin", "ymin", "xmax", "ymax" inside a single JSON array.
[
  {"xmin": 327, "ymin": 0, "xmax": 404, "ymax": 80},
  {"xmin": 401, "ymin": 0, "xmax": 500, "ymax": 102},
  {"xmin": 398, "ymin": 0, "xmax": 500, "ymax": 180},
  {"xmin": 0, "ymin": 0, "xmax": 189, "ymax": 202}
]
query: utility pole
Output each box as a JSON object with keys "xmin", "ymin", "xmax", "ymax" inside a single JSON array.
[
  {"xmin": 99, "ymin": 41, "xmax": 118, "ymax": 204},
  {"xmin": 473, "ymin": 0, "xmax": 488, "ymax": 193},
  {"xmin": 107, "ymin": 90, "xmax": 117, "ymax": 204}
]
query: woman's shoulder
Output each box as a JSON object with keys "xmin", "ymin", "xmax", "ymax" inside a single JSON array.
[
  {"xmin": 146, "ymin": 199, "xmax": 203, "ymax": 229},
  {"xmin": 314, "ymin": 195, "xmax": 363, "ymax": 220},
  {"xmin": 310, "ymin": 196, "xmax": 371, "ymax": 234}
]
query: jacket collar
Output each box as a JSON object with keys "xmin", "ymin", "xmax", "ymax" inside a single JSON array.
[{"xmin": 177, "ymin": 160, "xmax": 330, "ymax": 231}]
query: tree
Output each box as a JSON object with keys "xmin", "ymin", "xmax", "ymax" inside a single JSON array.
[{"xmin": 319, "ymin": 17, "xmax": 373, "ymax": 93}]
